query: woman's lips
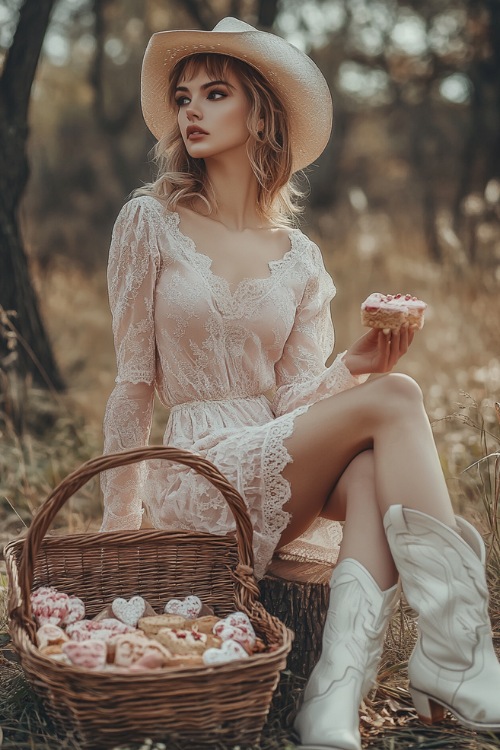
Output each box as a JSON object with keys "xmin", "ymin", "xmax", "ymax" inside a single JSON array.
[{"xmin": 186, "ymin": 126, "xmax": 208, "ymax": 140}]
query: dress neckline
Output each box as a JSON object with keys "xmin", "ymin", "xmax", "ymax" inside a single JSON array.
[{"xmin": 169, "ymin": 210, "xmax": 299, "ymax": 298}]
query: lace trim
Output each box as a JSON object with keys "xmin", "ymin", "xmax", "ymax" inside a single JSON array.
[
  {"xmin": 256, "ymin": 403, "xmax": 311, "ymax": 577},
  {"xmin": 163, "ymin": 210, "xmax": 312, "ymax": 317}
]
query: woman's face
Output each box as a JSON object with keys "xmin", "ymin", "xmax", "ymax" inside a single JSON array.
[{"xmin": 175, "ymin": 65, "xmax": 252, "ymax": 161}]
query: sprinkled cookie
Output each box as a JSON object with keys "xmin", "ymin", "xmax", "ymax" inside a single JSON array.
[
  {"xmin": 155, "ymin": 627, "xmax": 220, "ymax": 655},
  {"xmin": 111, "ymin": 596, "xmax": 148, "ymax": 627},
  {"xmin": 62, "ymin": 639, "xmax": 107, "ymax": 669},
  {"xmin": 164, "ymin": 595, "xmax": 203, "ymax": 620}
]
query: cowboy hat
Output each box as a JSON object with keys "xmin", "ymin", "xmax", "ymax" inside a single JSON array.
[{"xmin": 140, "ymin": 17, "xmax": 333, "ymax": 172}]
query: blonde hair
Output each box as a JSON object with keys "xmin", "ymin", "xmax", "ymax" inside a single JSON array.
[{"xmin": 133, "ymin": 53, "xmax": 305, "ymax": 226}]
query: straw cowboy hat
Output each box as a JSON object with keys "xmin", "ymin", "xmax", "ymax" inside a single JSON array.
[{"xmin": 140, "ymin": 16, "xmax": 333, "ymax": 172}]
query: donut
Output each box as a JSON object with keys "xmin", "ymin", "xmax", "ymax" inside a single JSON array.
[{"xmin": 361, "ymin": 293, "xmax": 426, "ymax": 332}]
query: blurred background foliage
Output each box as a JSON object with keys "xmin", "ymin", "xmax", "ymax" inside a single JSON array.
[
  {"xmin": 0, "ymin": 0, "xmax": 498, "ymax": 270},
  {"xmin": 0, "ymin": 0, "xmax": 499, "ymax": 535}
]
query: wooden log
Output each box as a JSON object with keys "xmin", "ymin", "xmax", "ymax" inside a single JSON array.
[{"xmin": 259, "ymin": 557, "xmax": 333, "ymax": 679}]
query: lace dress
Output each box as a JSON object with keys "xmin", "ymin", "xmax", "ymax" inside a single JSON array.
[{"xmin": 100, "ymin": 195, "xmax": 363, "ymax": 579}]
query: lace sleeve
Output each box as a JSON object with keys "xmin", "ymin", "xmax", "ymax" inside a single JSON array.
[
  {"xmin": 272, "ymin": 243, "xmax": 365, "ymax": 417},
  {"xmin": 100, "ymin": 198, "xmax": 160, "ymax": 531}
]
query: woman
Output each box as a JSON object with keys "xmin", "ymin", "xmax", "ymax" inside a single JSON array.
[{"xmin": 100, "ymin": 17, "xmax": 500, "ymax": 750}]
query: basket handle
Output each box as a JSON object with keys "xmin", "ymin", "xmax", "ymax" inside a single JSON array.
[{"xmin": 17, "ymin": 446, "xmax": 261, "ymax": 632}]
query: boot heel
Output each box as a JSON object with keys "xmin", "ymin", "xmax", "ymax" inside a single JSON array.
[{"xmin": 409, "ymin": 687, "xmax": 447, "ymax": 725}]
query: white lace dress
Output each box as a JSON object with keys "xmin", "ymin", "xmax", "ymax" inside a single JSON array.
[{"xmin": 100, "ymin": 195, "xmax": 363, "ymax": 579}]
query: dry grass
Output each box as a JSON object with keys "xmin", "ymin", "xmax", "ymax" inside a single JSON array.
[{"xmin": 1, "ymin": 219, "xmax": 500, "ymax": 747}]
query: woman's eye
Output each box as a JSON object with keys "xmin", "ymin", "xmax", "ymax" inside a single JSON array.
[
  {"xmin": 208, "ymin": 90, "xmax": 226, "ymax": 100},
  {"xmin": 175, "ymin": 96, "xmax": 190, "ymax": 107}
]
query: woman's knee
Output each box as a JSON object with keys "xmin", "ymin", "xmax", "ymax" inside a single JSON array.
[{"xmin": 371, "ymin": 373, "xmax": 423, "ymax": 413}]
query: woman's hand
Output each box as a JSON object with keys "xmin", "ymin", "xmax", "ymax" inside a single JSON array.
[{"xmin": 343, "ymin": 325, "xmax": 415, "ymax": 377}]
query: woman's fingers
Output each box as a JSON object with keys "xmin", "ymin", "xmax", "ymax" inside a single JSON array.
[
  {"xmin": 388, "ymin": 327, "xmax": 401, "ymax": 369},
  {"xmin": 379, "ymin": 329, "xmax": 391, "ymax": 370},
  {"xmin": 375, "ymin": 324, "xmax": 417, "ymax": 372}
]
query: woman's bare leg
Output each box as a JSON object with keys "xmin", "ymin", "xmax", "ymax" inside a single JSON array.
[
  {"xmin": 278, "ymin": 372, "xmax": 456, "ymax": 548},
  {"xmin": 333, "ymin": 450, "xmax": 398, "ymax": 590}
]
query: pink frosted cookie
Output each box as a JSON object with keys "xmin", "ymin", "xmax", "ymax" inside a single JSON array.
[
  {"xmin": 213, "ymin": 612, "xmax": 256, "ymax": 654},
  {"xmin": 62, "ymin": 639, "xmax": 107, "ymax": 669},
  {"xmin": 30, "ymin": 587, "xmax": 85, "ymax": 628},
  {"xmin": 62, "ymin": 595, "xmax": 86, "ymax": 626},
  {"xmin": 361, "ymin": 293, "xmax": 426, "ymax": 332},
  {"xmin": 66, "ymin": 617, "xmax": 135, "ymax": 642},
  {"xmin": 31, "ymin": 588, "xmax": 70, "ymax": 627}
]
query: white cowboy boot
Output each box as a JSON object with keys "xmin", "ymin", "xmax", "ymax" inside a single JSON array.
[
  {"xmin": 384, "ymin": 504, "xmax": 500, "ymax": 731},
  {"xmin": 294, "ymin": 558, "xmax": 399, "ymax": 750}
]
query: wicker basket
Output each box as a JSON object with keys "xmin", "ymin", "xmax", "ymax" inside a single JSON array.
[{"xmin": 5, "ymin": 446, "xmax": 293, "ymax": 749}]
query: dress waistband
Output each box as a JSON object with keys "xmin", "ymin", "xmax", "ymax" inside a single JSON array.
[{"xmin": 170, "ymin": 394, "xmax": 268, "ymax": 414}]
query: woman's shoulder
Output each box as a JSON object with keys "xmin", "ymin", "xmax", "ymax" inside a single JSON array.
[
  {"xmin": 117, "ymin": 193, "xmax": 174, "ymax": 222},
  {"xmin": 290, "ymin": 227, "xmax": 325, "ymax": 267}
]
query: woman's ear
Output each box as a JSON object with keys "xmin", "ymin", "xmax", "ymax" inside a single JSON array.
[{"xmin": 257, "ymin": 117, "xmax": 264, "ymax": 133}]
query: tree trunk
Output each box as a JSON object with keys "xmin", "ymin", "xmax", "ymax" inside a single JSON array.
[
  {"xmin": 259, "ymin": 558, "xmax": 333, "ymax": 678},
  {"xmin": 0, "ymin": 0, "xmax": 64, "ymax": 390}
]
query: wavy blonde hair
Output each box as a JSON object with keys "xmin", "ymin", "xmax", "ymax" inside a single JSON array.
[{"xmin": 133, "ymin": 53, "xmax": 305, "ymax": 226}]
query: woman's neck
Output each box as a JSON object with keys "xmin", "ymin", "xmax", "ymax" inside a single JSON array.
[{"xmin": 203, "ymin": 151, "xmax": 263, "ymax": 231}]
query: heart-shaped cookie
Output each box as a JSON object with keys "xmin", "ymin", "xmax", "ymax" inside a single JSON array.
[
  {"xmin": 203, "ymin": 639, "xmax": 249, "ymax": 666},
  {"xmin": 225, "ymin": 612, "xmax": 253, "ymax": 629},
  {"xmin": 164, "ymin": 595, "xmax": 202, "ymax": 620},
  {"xmin": 62, "ymin": 639, "xmax": 107, "ymax": 669},
  {"xmin": 112, "ymin": 596, "xmax": 146, "ymax": 627},
  {"xmin": 213, "ymin": 622, "xmax": 256, "ymax": 652},
  {"xmin": 213, "ymin": 612, "xmax": 256, "ymax": 652}
]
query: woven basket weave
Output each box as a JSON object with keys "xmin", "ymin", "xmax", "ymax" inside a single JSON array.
[{"xmin": 5, "ymin": 446, "xmax": 293, "ymax": 749}]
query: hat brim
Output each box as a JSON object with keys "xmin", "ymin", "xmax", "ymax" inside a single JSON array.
[{"xmin": 141, "ymin": 25, "xmax": 333, "ymax": 172}]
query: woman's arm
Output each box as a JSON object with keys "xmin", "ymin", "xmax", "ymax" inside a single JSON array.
[
  {"xmin": 272, "ymin": 243, "xmax": 365, "ymax": 417},
  {"xmin": 100, "ymin": 198, "xmax": 160, "ymax": 531},
  {"xmin": 272, "ymin": 243, "xmax": 414, "ymax": 418}
]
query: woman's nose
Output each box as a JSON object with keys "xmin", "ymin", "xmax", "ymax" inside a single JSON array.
[{"xmin": 186, "ymin": 103, "xmax": 202, "ymax": 120}]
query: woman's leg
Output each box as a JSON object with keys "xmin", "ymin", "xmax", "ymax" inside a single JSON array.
[
  {"xmin": 334, "ymin": 451, "xmax": 398, "ymax": 590},
  {"xmin": 284, "ymin": 372, "xmax": 500, "ymax": 738},
  {"xmin": 278, "ymin": 372, "xmax": 456, "ymax": 549},
  {"xmin": 294, "ymin": 450, "xmax": 400, "ymax": 750}
]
